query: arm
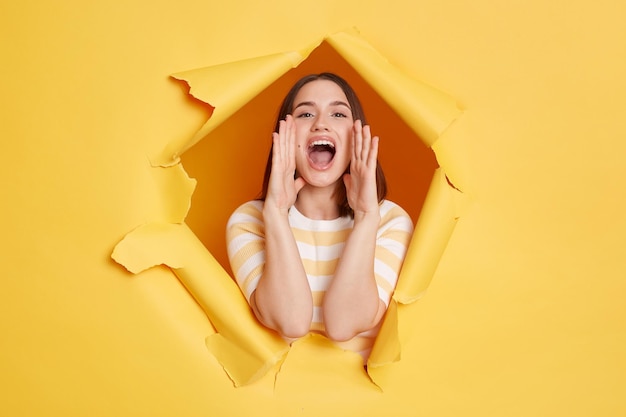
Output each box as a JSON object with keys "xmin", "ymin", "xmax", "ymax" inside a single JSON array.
[
  {"xmin": 251, "ymin": 116, "xmax": 312, "ymax": 338},
  {"xmin": 322, "ymin": 121, "xmax": 385, "ymax": 341}
]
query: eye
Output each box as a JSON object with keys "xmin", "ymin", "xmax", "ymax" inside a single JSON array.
[
  {"xmin": 296, "ymin": 112, "xmax": 314, "ymax": 118},
  {"xmin": 332, "ymin": 112, "xmax": 348, "ymax": 118}
]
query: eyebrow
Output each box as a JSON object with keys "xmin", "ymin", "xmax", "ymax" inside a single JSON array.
[{"xmin": 293, "ymin": 100, "xmax": 351, "ymax": 110}]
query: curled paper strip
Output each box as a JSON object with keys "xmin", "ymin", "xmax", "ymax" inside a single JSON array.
[
  {"xmin": 326, "ymin": 31, "xmax": 461, "ymax": 146},
  {"xmin": 367, "ymin": 168, "xmax": 463, "ymax": 385},
  {"xmin": 112, "ymin": 222, "xmax": 289, "ymax": 386},
  {"xmin": 152, "ymin": 43, "xmax": 320, "ymax": 167}
]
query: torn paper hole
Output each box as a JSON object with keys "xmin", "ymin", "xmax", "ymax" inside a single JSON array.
[{"xmin": 112, "ymin": 28, "xmax": 467, "ymax": 389}]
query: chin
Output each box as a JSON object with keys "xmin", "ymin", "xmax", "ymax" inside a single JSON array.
[{"xmin": 301, "ymin": 169, "xmax": 342, "ymax": 187}]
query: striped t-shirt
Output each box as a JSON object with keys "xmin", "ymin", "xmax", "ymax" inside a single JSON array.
[{"xmin": 226, "ymin": 199, "xmax": 413, "ymax": 359}]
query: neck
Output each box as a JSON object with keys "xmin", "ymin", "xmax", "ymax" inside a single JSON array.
[{"xmin": 294, "ymin": 183, "xmax": 342, "ymax": 220}]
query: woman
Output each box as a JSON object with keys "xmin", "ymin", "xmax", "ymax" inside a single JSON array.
[{"xmin": 226, "ymin": 73, "xmax": 413, "ymax": 359}]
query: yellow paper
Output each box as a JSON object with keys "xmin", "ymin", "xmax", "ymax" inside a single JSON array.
[
  {"xmin": 153, "ymin": 44, "xmax": 319, "ymax": 167},
  {"xmin": 6, "ymin": 1, "xmax": 626, "ymax": 415},
  {"xmin": 112, "ymin": 222, "xmax": 289, "ymax": 386},
  {"xmin": 393, "ymin": 168, "xmax": 464, "ymax": 304},
  {"xmin": 112, "ymin": 29, "xmax": 463, "ymax": 388},
  {"xmin": 326, "ymin": 30, "xmax": 462, "ymax": 146},
  {"xmin": 367, "ymin": 168, "xmax": 465, "ymax": 384}
]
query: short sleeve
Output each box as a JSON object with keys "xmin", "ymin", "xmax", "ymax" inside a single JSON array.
[
  {"xmin": 225, "ymin": 201, "xmax": 266, "ymax": 302},
  {"xmin": 373, "ymin": 200, "xmax": 414, "ymax": 306}
]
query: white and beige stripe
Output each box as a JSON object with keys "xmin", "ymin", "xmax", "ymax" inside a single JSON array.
[{"xmin": 226, "ymin": 199, "xmax": 413, "ymax": 359}]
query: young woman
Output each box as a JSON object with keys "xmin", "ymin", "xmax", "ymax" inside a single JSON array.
[{"xmin": 226, "ymin": 73, "xmax": 413, "ymax": 360}]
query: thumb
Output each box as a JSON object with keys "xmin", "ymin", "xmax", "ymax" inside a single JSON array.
[
  {"xmin": 342, "ymin": 173, "xmax": 352, "ymax": 193},
  {"xmin": 294, "ymin": 177, "xmax": 307, "ymax": 195}
]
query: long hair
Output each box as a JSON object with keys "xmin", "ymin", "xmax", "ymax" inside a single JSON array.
[{"xmin": 258, "ymin": 73, "xmax": 387, "ymax": 217}]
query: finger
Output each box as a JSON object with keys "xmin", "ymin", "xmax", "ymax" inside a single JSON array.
[
  {"xmin": 285, "ymin": 114, "xmax": 296, "ymax": 163},
  {"xmin": 368, "ymin": 136, "xmax": 379, "ymax": 167},
  {"xmin": 353, "ymin": 120, "xmax": 363, "ymax": 160},
  {"xmin": 286, "ymin": 115, "xmax": 296, "ymax": 169},
  {"xmin": 278, "ymin": 118, "xmax": 290, "ymax": 165},
  {"xmin": 277, "ymin": 118, "xmax": 286, "ymax": 142},
  {"xmin": 361, "ymin": 124, "xmax": 372, "ymax": 161},
  {"xmin": 272, "ymin": 131, "xmax": 280, "ymax": 164}
]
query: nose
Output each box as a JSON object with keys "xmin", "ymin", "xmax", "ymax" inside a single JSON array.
[{"xmin": 312, "ymin": 114, "xmax": 330, "ymax": 131}]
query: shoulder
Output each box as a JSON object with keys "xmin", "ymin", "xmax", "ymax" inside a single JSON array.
[
  {"xmin": 226, "ymin": 200, "xmax": 263, "ymax": 229},
  {"xmin": 227, "ymin": 200, "xmax": 264, "ymax": 223},
  {"xmin": 375, "ymin": 200, "xmax": 414, "ymax": 249},
  {"xmin": 379, "ymin": 200, "xmax": 413, "ymax": 229}
]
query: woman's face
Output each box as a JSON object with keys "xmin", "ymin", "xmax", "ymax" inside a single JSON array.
[{"xmin": 291, "ymin": 79, "xmax": 354, "ymax": 188}]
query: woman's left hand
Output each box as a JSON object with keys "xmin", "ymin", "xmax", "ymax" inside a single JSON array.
[{"xmin": 343, "ymin": 120, "xmax": 380, "ymax": 220}]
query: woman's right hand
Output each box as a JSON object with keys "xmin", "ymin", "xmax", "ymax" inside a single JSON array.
[{"xmin": 265, "ymin": 115, "xmax": 306, "ymax": 214}]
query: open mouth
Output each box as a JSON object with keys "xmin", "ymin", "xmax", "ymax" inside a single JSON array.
[{"xmin": 307, "ymin": 140, "xmax": 336, "ymax": 169}]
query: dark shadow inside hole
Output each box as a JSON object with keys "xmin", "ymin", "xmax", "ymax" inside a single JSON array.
[{"xmin": 182, "ymin": 41, "xmax": 438, "ymax": 274}]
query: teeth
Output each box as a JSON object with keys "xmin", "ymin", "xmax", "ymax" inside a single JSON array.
[{"xmin": 309, "ymin": 140, "xmax": 335, "ymax": 148}]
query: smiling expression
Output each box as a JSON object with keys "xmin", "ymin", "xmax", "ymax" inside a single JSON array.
[{"xmin": 291, "ymin": 79, "xmax": 354, "ymax": 188}]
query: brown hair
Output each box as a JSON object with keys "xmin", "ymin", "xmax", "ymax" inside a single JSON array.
[{"xmin": 259, "ymin": 73, "xmax": 387, "ymax": 217}]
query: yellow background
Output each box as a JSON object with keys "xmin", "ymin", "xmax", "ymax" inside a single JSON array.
[{"xmin": 2, "ymin": 1, "xmax": 625, "ymax": 416}]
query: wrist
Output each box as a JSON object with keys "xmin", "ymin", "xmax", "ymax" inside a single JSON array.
[
  {"xmin": 263, "ymin": 202, "xmax": 291, "ymax": 221},
  {"xmin": 353, "ymin": 209, "xmax": 380, "ymax": 226}
]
